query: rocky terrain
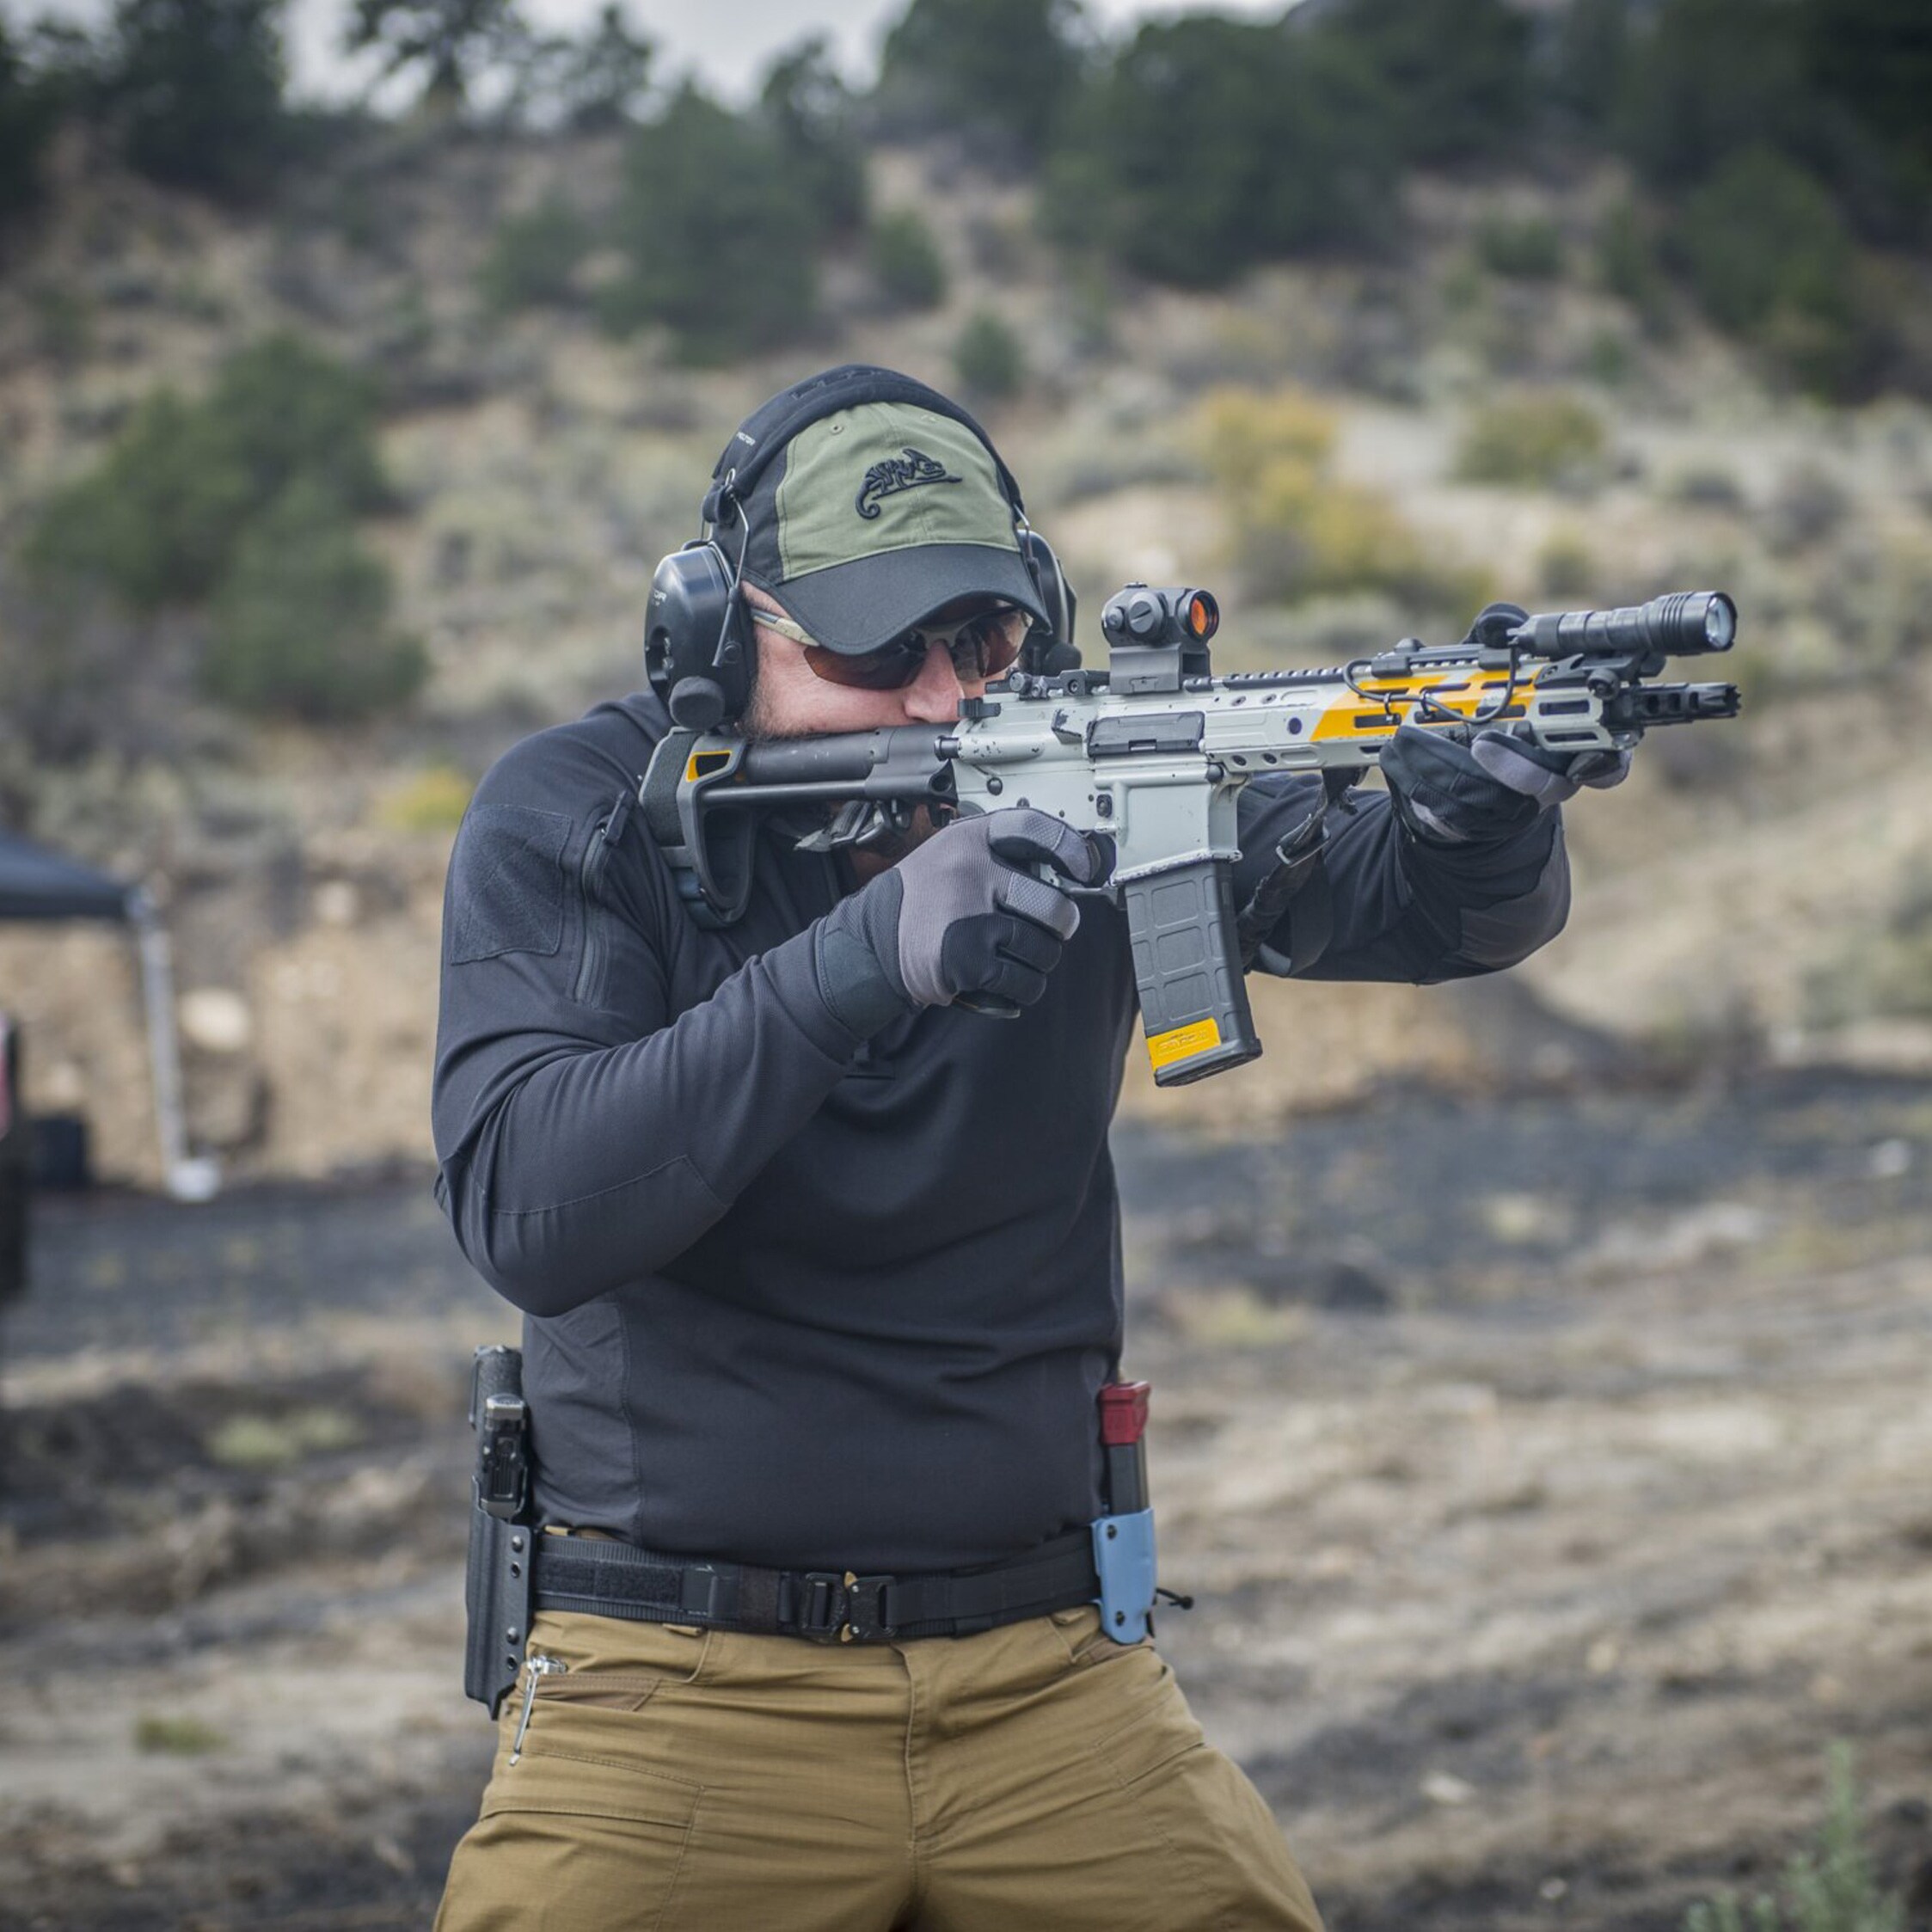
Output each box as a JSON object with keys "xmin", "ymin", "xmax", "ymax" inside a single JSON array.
[
  {"xmin": 2, "ymin": 106, "xmax": 1930, "ymax": 1932},
  {"xmin": 3, "ymin": 1069, "xmax": 1929, "ymax": 1929},
  {"xmin": 1, "ymin": 132, "xmax": 1930, "ymax": 1185}
]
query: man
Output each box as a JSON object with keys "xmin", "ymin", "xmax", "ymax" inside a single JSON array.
[{"xmin": 431, "ymin": 365, "xmax": 1599, "ymax": 1930}]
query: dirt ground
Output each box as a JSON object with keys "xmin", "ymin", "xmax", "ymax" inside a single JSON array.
[{"xmin": 2, "ymin": 1069, "xmax": 1930, "ymax": 1931}]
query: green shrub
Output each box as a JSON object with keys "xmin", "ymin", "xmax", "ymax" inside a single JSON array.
[
  {"xmin": 206, "ymin": 1404, "xmax": 362, "ymax": 1466},
  {"xmin": 1535, "ymin": 529, "xmax": 1597, "ymax": 600},
  {"xmin": 1802, "ymin": 0, "xmax": 1932, "ymax": 194},
  {"xmin": 1766, "ymin": 463, "xmax": 1849, "ymax": 549},
  {"xmin": 1614, "ymin": 0, "xmax": 1811, "ymax": 195},
  {"xmin": 1199, "ymin": 384, "xmax": 1336, "ymax": 480},
  {"xmin": 1475, "ymin": 212, "xmax": 1563, "ymax": 280},
  {"xmin": 27, "ymin": 390, "xmax": 236, "ymax": 605},
  {"xmin": 378, "ymin": 763, "xmax": 474, "ymax": 831},
  {"xmin": 879, "ymin": 0, "xmax": 1082, "ymax": 161},
  {"xmin": 1681, "ymin": 1745, "xmax": 1904, "ymax": 1932},
  {"xmin": 1807, "ymin": 536, "xmax": 1932, "ymax": 670},
  {"xmin": 479, "ymin": 196, "xmax": 590, "ymax": 314},
  {"xmin": 870, "ymin": 209, "xmax": 948, "ymax": 311},
  {"xmin": 26, "ymin": 334, "xmax": 388, "ymax": 610},
  {"xmin": 600, "ymin": 86, "xmax": 816, "ymax": 362},
  {"xmin": 1839, "ymin": 868, "xmax": 1932, "ymax": 1025},
  {"xmin": 1549, "ymin": 0, "xmax": 1631, "ymax": 133},
  {"xmin": 1611, "ymin": 0, "xmax": 1927, "ymax": 247},
  {"xmin": 1047, "ymin": 15, "xmax": 1396, "ymax": 288},
  {"xmin": 1237, "ymin": 466, "xmax": 1485, "ymax": 610},
  {"xmin": 1672, "ymin": 147, "xmax": 1879, "ymax": 397},
  {"xmin": 208, "ymin": 333, "xmax": 389, "ymax": 506},
  {"xmin": 203, "ymin": 479, "xmax": 425, "ymax": 721},
  {"xmin": 953, "ymin": 310, "xmax": 1025, "ymax": 402},
  {"xmin": 1665, "ymin": 466, "xmax": 1746, "ymax": 511},
  {"xmin": 1595, "ymin": 195, "xmax": 1673, "ymax": 332},
  {"xmin": 135, "ymin": 1714, "xmax": 230, "ymax": 1755},
  {"xmin": 1198, "ymin": 386, "xmax": 1487, "ymax": 615},
  {"xmin": 0, "ymin": 20, "xmax": 58, "ymax": 225},
  {"xmin": 1676, "ymin": 150, "xmax": 1848, "ymax": 334},
  {"xmin": 346, "ymin": 0, "xmax": 521, "ymax": 108},
  {"xmin": 758, "ymin": 36, "xmax": 864, "ymax": 238},
  {"xmin": 30, "ymin": 282, "xmax": 95, "ymax": 366},
  {"xmin": 1454, "ymin": 392, "xmax": 1608, "ymax": 489},
  {"xmin": 1317, "ymin": 0, "xmax": 1532, "ymax": 167},
  {"xmin": 1585, "ymin": 327, "xmax": 1634, "ymax": 386},
  {"xmin": 109, "ymin": 0, "xmax": 291, "ymax": 201},
  {"xmin": 542, "ymin": 1, "xmax": 653, "ymax": 132}
]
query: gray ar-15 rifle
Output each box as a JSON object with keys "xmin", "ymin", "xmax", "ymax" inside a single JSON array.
[{"xmin": 640, "ymin": 588, "xmax": 1740, "ymax": 1089}]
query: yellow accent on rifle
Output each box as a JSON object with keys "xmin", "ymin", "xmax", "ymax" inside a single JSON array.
[{"xmin": 1147, "ymin": 1017, "xmax": 1223, "ymax": 1070}]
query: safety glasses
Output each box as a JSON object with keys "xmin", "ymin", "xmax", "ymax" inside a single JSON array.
[{"xmin": 751, "ymin": 604, "xmax": 1031, "ymax": 691}]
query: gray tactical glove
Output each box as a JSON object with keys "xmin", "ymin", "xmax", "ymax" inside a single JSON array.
[
  {"xmin": 1381, "ymin": 723, "xmax": 1628, "ymax": 848},
  {"xmin": 813, "ymin": 808, "xmax": 1105, "ymax": 1036}
]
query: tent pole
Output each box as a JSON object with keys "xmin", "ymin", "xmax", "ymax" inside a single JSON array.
[{"xmin": 129, "ymin": 891, "xmax": 219, "ymax": 1203}]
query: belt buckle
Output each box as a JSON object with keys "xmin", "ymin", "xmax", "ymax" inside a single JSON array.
[
  {"xmin": 843, "ymin": 1573, "xmax": 894, "ymax": 1643},
  {"xmin": 798, "ymin": 1570, "xmax": 895, "ymax": 1643}
]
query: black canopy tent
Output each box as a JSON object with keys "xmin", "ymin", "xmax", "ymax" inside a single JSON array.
[
  {"xmin": 0, "ymin": 831, "xmax": 217, "ymax": 1199},
  {"xmin": 0, "ymin": 831, "xmax": 136, "ymax": 923}
]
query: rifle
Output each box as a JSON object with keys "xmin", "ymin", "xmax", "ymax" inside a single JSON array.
[{"xmin": 639, "ymin": 588, "xmax": 1740, "ymax": 1089}]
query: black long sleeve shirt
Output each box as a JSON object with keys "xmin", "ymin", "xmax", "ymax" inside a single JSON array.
[{"xmin": 432, "ymin": 690, "xmax": 1567, "ymax": 1573}]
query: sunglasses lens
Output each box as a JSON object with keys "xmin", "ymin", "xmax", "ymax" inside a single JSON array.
[
  {"xmin": 800, "ymin": 608, "xmax": 1032, "ymax": 690},
  {"xmin": 802, "ymin": 641, "xmax": 923, "ymax": 690},
  {"xmin": 969, "ymin": 610, "xmax": 1028, "ymax": 678}
]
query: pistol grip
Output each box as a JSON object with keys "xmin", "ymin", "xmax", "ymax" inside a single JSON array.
[{"xmin": 1122, "ymin": 857, "xmax": 1261, "ymax": 1086}]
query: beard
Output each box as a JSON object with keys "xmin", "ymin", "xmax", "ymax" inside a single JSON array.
[{"xmin": 739, "ymin": 659, "xmax": 947, "ymax": 865}]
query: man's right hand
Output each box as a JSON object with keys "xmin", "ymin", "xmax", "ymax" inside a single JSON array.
[{"xmin": 813, "ymin": 808, "xmax": 1103, "ymax": 1034}]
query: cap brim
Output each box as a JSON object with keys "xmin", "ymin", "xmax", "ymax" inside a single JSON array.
[{"xmin": 752, "ymin": 544, "xmax": 1048, "ymax": 655}]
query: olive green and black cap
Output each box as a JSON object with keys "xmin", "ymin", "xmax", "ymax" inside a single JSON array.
[{"xmin": 704, "ymin": 365, "xmax": 1046, "ymax": 655}]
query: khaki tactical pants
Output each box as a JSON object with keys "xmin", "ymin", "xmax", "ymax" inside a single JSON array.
[{"xmin": 436, "ymin": 1604, "xmax": 1322, "ymax": 1931}]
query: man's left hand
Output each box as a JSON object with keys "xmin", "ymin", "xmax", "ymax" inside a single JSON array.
[{"xmin": 1380, "ymin": 723, "xmax": 1630, "ymax": 847}]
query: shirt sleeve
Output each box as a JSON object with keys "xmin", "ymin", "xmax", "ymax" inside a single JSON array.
[
  {"xmin": 1232, "ymin": 772, "xmax": 1570, "ymax": 985},
  {"xmin": 432, "ymin": 727, "xmax": 868, "ymax": 1316}
]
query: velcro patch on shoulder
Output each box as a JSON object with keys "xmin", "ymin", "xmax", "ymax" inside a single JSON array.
[{"xmin": 447, "ymin": 804, "xmax": 573, "ymax": 964}]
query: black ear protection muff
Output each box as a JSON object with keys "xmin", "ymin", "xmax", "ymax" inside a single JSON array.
[
  {"xmin": 645, "ymin": 365, "xmax": 1077, "ymax": 726},
  {"xmin": 1018, "ymin": 528, "xmax": 1080, "ymax": 678},
  {"xmin": 644, "ymin": 538, "xmax": 753, "ymax": 732}
]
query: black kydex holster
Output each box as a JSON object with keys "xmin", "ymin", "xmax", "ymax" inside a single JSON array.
[{"xmin": 464, "ymin": 1345, "xmax": 537, "ymax": 1716}]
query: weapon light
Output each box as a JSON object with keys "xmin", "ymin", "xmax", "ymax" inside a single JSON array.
[{"xmin": 1512, "ymin": 592, "xmax": 1736, "ymax": 659}]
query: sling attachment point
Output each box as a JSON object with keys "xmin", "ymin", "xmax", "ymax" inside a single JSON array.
[{"xmin": 1236, "ymin": 764, "xmax": 1361, "ymax": 975}]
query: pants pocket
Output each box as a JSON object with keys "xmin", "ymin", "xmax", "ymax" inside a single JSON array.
[
  {"xmin": 1087, "ymin": 1648, "xmax": 1206, "ymax": 1790},
  {"xmin": 493, "ymin": 1616, "xmax": 715, "ymax": 1777},
  {"xmin": 439, "ymin": 1753, "xmax": 702, "ymax": 1932}
]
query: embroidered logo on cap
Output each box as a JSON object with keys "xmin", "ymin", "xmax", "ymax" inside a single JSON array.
[{"xmin": 855, "ymin": 447, "xmax": 961, "ymax": 520}]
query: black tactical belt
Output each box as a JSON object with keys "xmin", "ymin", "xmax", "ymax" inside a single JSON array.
[{"xmin": 531, "ymin": 1526, "xmax": 1099, "ymax": 1644}]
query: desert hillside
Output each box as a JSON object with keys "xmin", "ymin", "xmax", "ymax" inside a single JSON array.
[{"xmin": 0, "ymin": 5, "xmax": 1929, "ymax": 1183}]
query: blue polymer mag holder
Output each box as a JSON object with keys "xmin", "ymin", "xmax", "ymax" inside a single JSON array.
[{"xmin": 1094, "ymin": 1382, "xmax": 1159, "ymax": 1643}]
